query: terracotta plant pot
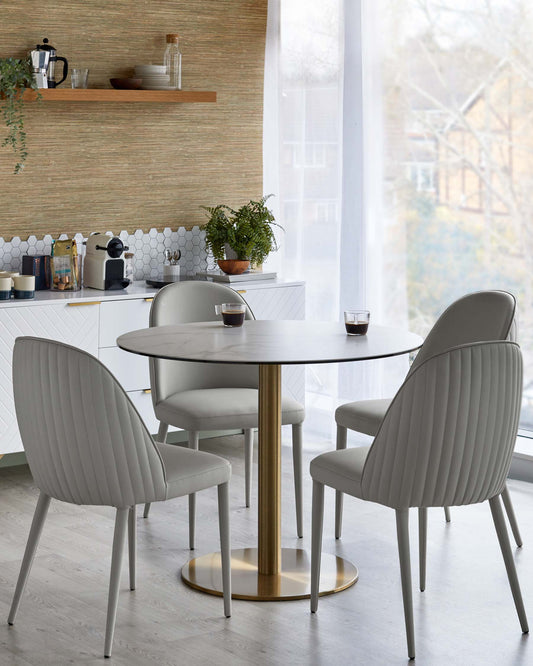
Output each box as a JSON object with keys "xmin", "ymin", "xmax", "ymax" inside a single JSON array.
[{"xmin": 217, "ymin": 259, "xmax": 250, "ymax": 275}]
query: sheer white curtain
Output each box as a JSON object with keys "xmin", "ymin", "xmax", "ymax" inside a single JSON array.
[{"xmin": 264, "ymin": 0, "xmax": 407, "ymax": 439}]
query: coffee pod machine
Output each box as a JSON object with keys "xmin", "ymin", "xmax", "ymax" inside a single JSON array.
[{"xmin": 84, "ymin": 233, "xmax": 130, "ymax": 290}]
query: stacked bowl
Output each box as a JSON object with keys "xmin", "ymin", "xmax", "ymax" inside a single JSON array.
[{"xmin": 135, "ymin": 64, "xmax": 172, "ymax": 90}]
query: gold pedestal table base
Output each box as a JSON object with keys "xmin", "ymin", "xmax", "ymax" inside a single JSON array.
[{"xmin": 181, "ymin": 547, "xmax": 358, "ymax": 601}]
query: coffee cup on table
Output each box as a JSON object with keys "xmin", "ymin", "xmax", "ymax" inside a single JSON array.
[
  {"xmin": 13, "ymin": 275, "xmax": 35, "ymax": 300},
  {"xmin": 344, "ymin": 309, "xmax": 370, "ymax": 335},
  {"xmin": 215, "ymin": 303, "xmax": 246, "ymax": 327}
]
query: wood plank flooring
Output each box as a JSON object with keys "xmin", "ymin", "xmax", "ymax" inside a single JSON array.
[{"xmin": 1, "ymin": 431, "xmax": 532, "ymax": 665}]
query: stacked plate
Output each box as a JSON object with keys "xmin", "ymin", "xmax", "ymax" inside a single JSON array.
[{"xmin": 135, "ymin": 64, "xmax": 172, "ymax": 90}]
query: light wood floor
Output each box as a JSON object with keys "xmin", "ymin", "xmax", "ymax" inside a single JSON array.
[{"xmin": 1, "ymin": 431, "xmax": 532, "ymax": 665}]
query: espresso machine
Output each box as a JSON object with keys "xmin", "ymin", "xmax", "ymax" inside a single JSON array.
[
  {"xmin": 84, "ymin": 233, "xmax": 131, "ymax": 290},
  {"xmin": 30, "ymin": 38, "xmax": 68, "ymax": 88}
]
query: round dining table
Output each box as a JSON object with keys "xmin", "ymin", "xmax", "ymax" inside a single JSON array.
[{"xmin": 118, "ymin": 319, "xmax": 423, "ymax": 601}]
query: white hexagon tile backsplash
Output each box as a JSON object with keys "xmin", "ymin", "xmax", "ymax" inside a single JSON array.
[{"xmin": 0, "ymin": 227, "xmax": 209, "ymax": 281}]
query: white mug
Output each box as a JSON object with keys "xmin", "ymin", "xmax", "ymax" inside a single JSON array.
[
  {"xmin": 0, "ymin": 276, "xmax": 12, "ymax": 298},
  {"xmin": 13, "ymin": 275, "xmax": 35, "ymax": 297}
]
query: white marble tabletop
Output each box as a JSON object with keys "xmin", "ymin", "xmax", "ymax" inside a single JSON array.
[{"xmin": 117, "ymin": 320, "xmax": 423, "ymax": 366}]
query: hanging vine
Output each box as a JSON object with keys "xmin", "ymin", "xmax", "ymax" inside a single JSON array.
[{"xmin": 0, "ymin": 57, "xmax": 40, "ymax": 174}]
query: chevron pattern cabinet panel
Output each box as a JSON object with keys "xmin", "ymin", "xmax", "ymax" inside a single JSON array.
[{"xmin": 0, "ymin": 304, "xmax": 99, "ymax": 454}]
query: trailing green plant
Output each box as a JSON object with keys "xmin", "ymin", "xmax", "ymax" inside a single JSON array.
[
  {"xmin": 0, "ymin": 57, "xmax": 40, "ymax": 174},
  {"xmin": 202, "ymin": 195, "xmax": 283, "ymax": 265}
]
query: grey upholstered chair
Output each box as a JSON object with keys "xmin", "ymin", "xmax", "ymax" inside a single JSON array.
[
  {"xmin": 8, "ymin": 337, "xmax": 231, "ymax": 658},
  {"xmin": 143, "ymin": 281, "xmax": 305, "ymax": 545},
  {"xmin": 335, "ymin": 291, "xmax": 523, "ymax": 568},
  {"xmin": 310, "ymin": 340, "xmax": 528, "ymax": 660}
]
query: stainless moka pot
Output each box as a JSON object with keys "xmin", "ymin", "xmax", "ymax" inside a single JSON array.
[
  {"xmin": 30, "ymin": 48, "xmax": 50, "ymax": 88},
  {"xmin": 32, "ymin": 38, "xmax": 68, "ymax": 88}
]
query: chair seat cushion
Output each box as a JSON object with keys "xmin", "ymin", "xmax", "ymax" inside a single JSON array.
[
  {"xmin": 335, "ymin": 398, "xmax": 392, "ymax": 436},
  {"xmin": 155, "ymin": 388, "xmax": 305, "ymax": 431},
  {"xmin": 310, "ymin": 446, "xmax": 370, "ymax": 498},
  {"xmin": 155, "ymin": 441, "xmax": 231, "ymax": 499}
]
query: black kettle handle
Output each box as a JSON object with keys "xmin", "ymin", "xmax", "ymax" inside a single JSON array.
[{"xmin": 55, "ymin": 57, "xmax": 68, "ymax": 86}]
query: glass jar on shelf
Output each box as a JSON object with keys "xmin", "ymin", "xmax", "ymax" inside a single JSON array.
[{"xmin": 164, "ymin": 33, "xmax": 182, "ymax": 90}]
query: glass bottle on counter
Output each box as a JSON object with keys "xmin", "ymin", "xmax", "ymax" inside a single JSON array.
[
  {"xmin": 124, "ymin": 252, "xmax": 134, "ymax": 282},
  {"xmin": 164, "ymin": 33, "xmax": 182, "ymax": 90}
]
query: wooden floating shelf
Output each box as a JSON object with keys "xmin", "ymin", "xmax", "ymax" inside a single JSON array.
[{"xmin": 22, "ymin": 89, "xmax": 216, "ymax": 103}]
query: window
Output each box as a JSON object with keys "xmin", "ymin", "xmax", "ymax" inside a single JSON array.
[{"xmin": 374, "ymin": 0, "xmax": 533, "ymax": 432}]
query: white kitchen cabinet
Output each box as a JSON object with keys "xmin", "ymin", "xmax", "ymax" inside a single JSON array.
[
  {"xmin": 99, "ymin": 298, "xmax": 153, "ymax": 347},
  {"xmin": 0, "ymin": 301, "xmax": 99, "ymax": 454},
  {"xmin": 0, "ymin": 279, "xmax": 305, "ymax": 457}
]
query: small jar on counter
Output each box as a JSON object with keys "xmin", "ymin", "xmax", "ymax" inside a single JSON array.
[{"xmin": 124, "ymin": 252, "xmax": 135, "ymax": 282}]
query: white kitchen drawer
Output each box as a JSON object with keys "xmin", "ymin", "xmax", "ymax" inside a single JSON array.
[
  {"xmin": 99, "ymin": 297, "xmax": 153, "ymax": 348},
  {"xmin": 99, "ymin": 346, "xmax": 150, "ymax": 392},
  {"xmin": 127, "ymin": 390, "xmax": 159, "ymax": 435}
]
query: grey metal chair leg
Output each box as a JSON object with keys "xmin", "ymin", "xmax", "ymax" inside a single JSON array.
[
  {"xmin": 143, "ymin": 422, "xmax": 169, "ymax": 519},
  {"xmin": 292, "ymin": 422, "xmax": 303, "ymax": 538},
  {"xmin": 128, "ymin": 505, "xmax": 136, "ymax": 591},
  {"xmin": 104, "ymin": 508, "xmax": 129, "ymax": 658},
  {"xmin": 418, "ymin": 507, "xmax": 427, "ymax": 592},
  {"xmin": 188, "ymin": 430, "xmax": 200, "ymax": 550},
  {"xmin": 244, "ymin": 428, "xmax": 253, "ymax": 508},
  {"xmin": 489, "ymin": 494, "xmax": 529, "ymax": 633},
  {"xmin": 502, "ymin": 485, "xmax": 523, "ymax": 547},
  {"xmin": 8, "ymin": 492, "xmax": 51, "ymax": 625},
  {"xmin": 217, "ymin": 481, "xmax": 232, "ymax": 618},
  {"xmin": 310, "ymin": 480, "xmax": 325, "ymax": 614},
  {"xmin": 444, "ymin": 506, "xmax": 451, "ymax": 522},
  {"xmin": 335, "ymin": 425, "xmax": 347, "ymax": 539},
  {"xmin": 396, "ymin": 508, "xmax": 415, "ymax": 660}
]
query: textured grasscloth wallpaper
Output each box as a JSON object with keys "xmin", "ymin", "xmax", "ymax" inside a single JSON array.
[{"xmin": 0, "ymin": 0, "xmax": 267, "ymax": 240}]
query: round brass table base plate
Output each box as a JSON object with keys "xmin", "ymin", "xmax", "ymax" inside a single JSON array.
[{"xmin": 181, "ymin": 547, "xmax": 358, "ymax": 601}]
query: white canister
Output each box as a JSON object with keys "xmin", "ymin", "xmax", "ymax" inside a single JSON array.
[
  {"xmin": 13, "ymin": 274, "xmax": 35, "ymax": 299},
  {"xmin": 0, "ymin": 276, "xmax": 12, "ymax": 300},
  {"xmin": 163, "ymin": 264, "xmax": 180, "ymax": 279}
]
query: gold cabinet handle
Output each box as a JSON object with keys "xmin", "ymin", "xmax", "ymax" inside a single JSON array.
[
  {"xmin": 236, "ymin": 289, "xmax": 247, "ymax": 294},
  {"xmin": 67, "ymin": 301, "xmax": 101, "ymax": 306},
  {"xmin": 144, "ymin": 298, "xmax": 154, "ymax": 302},
  {"xmin": 143, "ymin": 389, "xmax": 152, "ymax": 394}
]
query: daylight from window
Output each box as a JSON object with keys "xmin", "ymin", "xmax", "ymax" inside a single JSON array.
[
  {"xmin": 277, "ymin": 0, "xmax": 533, "ymax": 433},
  {"xmin": 377, "ymin": 0, "xmax": 533, "ymax": 430}
]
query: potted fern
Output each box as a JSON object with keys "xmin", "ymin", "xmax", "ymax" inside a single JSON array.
[
  {"xmin": 0, "ymin": 57, "xmax": 40, "ymax": 174},
  {"xmin": 202, "ymin": 195, "xmax": 282, "ymax": 274}
]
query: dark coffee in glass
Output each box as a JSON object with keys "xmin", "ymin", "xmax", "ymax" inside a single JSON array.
[
  {"xmin": 222, "ymin": 310, "xmax": 245, "ymax": 327},
  {"xmin": 215, "ymin": 302, "xmax": 246, "ymax": 327},
  {"xmin": 345, "ymin": 322, "xmax": 369, "ymax": 335},
  {"xmin": 344, "ymin": 309, "xmax": 370, "ymax": 335}
]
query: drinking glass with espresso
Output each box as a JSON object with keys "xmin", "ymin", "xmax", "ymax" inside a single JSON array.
[
  {"xmin": 344, "ymin": 309, "xmax": 370, "ymax": 335},
  {"xmin": 215, "ymin": 302, "xmax": 246, "ymax": 327}
]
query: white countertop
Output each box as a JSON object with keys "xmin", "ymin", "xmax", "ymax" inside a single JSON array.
[{"xmin": 0, "ymin": 278, "xmax": 304, "ymax": 308}]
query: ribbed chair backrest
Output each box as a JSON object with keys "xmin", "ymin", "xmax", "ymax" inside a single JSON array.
[
  {"xmin": 13, "ymin": 337, "xmax": 168, "ymax": 508},
  {"xmin": 407, "ymin": 290, "xmax": 516, "ymax": 377},
  {"xmin": 361, "ymin": 341, "xmax": 522, "ymax": 509},
  {"xmin": 149, "ymin": 281, "xmax": 257, "ymax": 405}
]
